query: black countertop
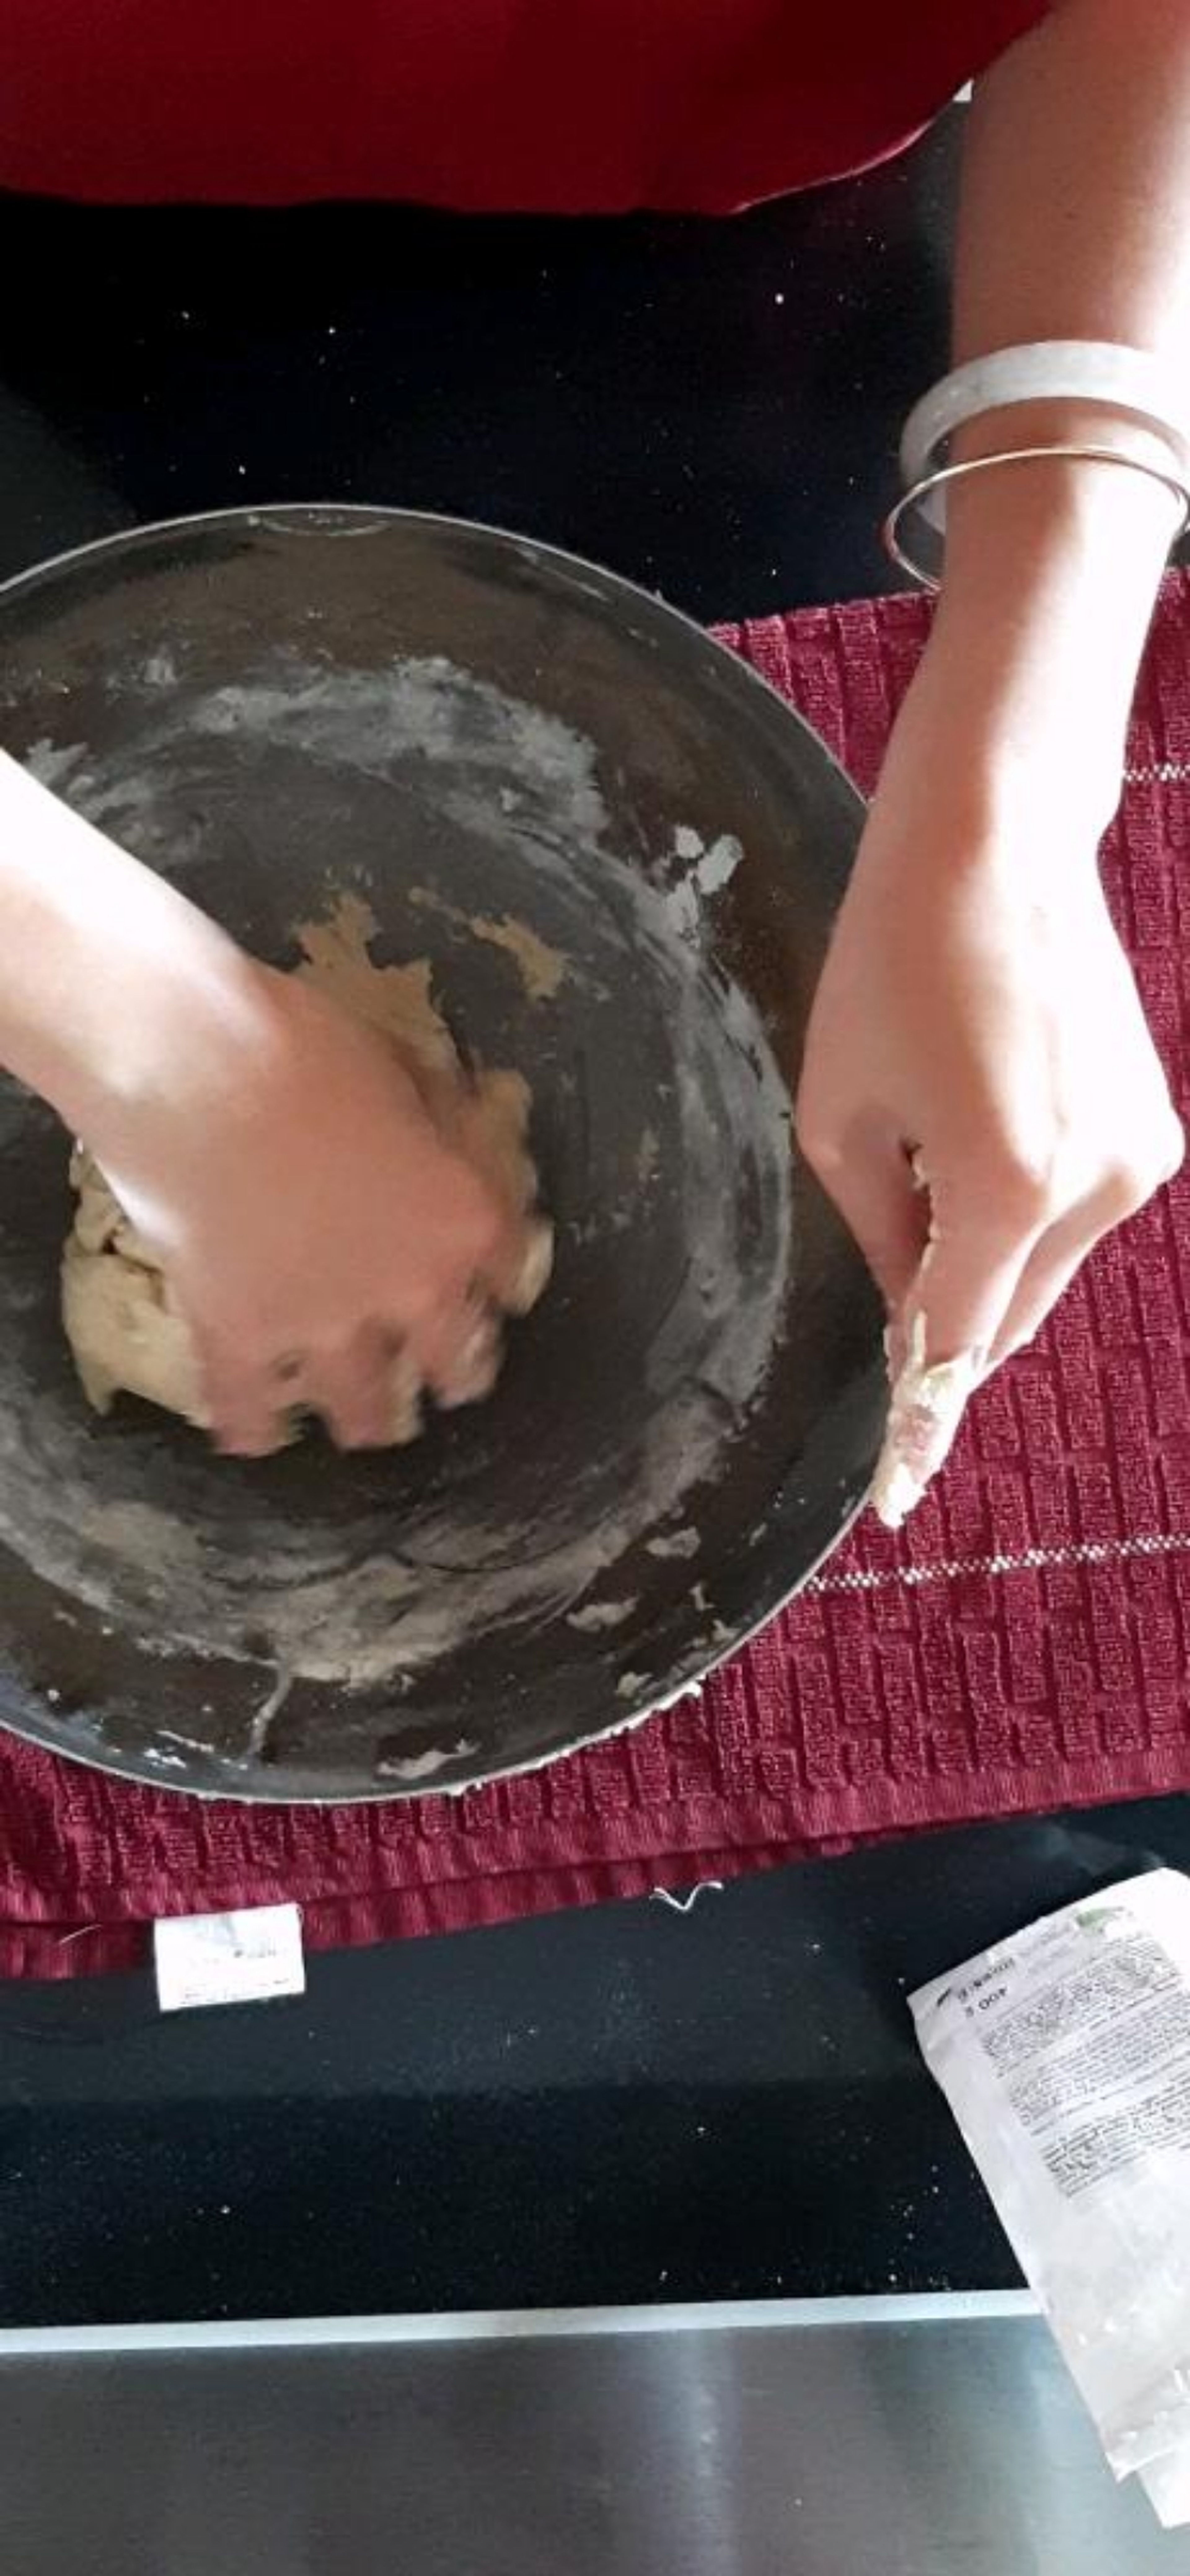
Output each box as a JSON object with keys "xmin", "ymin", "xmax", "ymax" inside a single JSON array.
[
  {"xmin": 0, "ymin": 117, "xmax": 956, "ymax": 617},
  {"xmin": 1, "ymin": 112, "xmax": 1187, "ymax": 2326}
]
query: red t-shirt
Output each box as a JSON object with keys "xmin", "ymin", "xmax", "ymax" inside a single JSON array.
[{"xmin": 1, "ymin": 3, "xmax": 1049, "ymax": 212}]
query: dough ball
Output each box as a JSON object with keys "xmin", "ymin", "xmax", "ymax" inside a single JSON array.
[{"xmin": 62, "ymin": 1147, "xmax": 208, "ymax": 1426}]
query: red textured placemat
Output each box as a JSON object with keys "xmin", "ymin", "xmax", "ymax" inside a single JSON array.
[{"xmin": 5, "ymin": 576, "xmax": 1190, "ymax": 1979}]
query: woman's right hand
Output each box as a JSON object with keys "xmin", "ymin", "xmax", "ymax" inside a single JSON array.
[
  {"xmin": 0, "ymin": 755, "xmax": 544, "ymax": 1456},
  {"xmin": 95, "ymin": 961, "xmax": 547, "ymax": 1456}
]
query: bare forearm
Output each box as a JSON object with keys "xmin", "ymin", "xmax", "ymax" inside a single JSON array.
[
  {"xmin": 0, "ymin": 752, "xmax": 261, "ymax": 1143},
  {"xmin": 928, "ymin": 0, "xmax": 1190, "ymax": 821},
  {"xmin": 958, "ymin": 0, "xmax": 1190, "ymax": 359},
  {"xmin": 800, "ymin": 0, "xmax": 1190, "ymax": 1508}
]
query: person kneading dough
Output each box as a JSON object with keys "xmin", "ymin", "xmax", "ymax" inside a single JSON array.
[{"xmin": 60, "ymin": 895, "xmax": 553, "ymax": 1454}]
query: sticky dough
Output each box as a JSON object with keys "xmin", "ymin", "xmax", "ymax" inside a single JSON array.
[{"xmin": 61, "ymin": 893, "xmax": 553, "ymax": 1440}]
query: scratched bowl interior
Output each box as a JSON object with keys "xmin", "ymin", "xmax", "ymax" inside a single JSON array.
[{"xmin": 0, "ymin": 506, "xmax": 883, "ymax": 1800}]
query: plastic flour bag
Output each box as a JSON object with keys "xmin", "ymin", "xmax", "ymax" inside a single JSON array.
[{"xmin": 911, "ymin": 1870, "xmax": 1190, "ymax": 2527}]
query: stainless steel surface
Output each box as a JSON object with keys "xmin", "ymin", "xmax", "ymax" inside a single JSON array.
[{"xmin": 2, "ymin": 2296, "xmax": 1183, "ymax": 2573}]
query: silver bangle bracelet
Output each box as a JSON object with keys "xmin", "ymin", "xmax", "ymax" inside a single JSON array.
[
  {"xmin": 883, "ymin": 442, "xmax": 1190, "ymax": 593},
  {"xmin": 900, "ymin": 341, "xmax": 1190, "ymax": 489}
]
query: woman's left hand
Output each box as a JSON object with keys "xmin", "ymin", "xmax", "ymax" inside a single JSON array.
[{"xmin": 795, "ymin": 650, "xmax": 1184, "ymax": 1522}]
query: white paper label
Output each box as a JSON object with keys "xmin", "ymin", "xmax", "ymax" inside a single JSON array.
[
  {"xmin": 154, "ymin": 1903, "xmax": 305, "ymax": 2012},
  {"xmin": 912, "ymin": 1872, "xmax": 1190, "ymax": 2203}
]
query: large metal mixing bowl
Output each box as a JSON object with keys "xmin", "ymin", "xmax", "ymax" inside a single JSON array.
[{"xmin": 0, "ymin": 507, "xmax": 883, "ymax": 1798}]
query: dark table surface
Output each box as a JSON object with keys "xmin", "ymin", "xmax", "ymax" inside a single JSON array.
[{"xmin": 2, "ymin": 111, "xmax": 1188, "ymax": 2328}]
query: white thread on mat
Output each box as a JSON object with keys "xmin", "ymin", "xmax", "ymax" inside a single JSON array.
[
  {"xmin": 805, "ymin": 1530, "xmax": 1190, "ymax": 1599},
  {"xmin": 650, "ymin": 1881, "xmax": 725, "ymax": 1914},
  {"xmin": 1124, "ymin": 759, "xmax": 1190, "ymax": 786}
]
